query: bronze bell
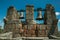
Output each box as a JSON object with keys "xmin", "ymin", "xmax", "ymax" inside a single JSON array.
[
  {"xmin": 36, "ymin": 8, "xmax": 43, "ymax": 20},
  {"xmin": 19, "ymin": 11, "xmax": 24, "ymax": 19}
]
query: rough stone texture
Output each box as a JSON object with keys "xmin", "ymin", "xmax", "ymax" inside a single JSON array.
[
  {"xmin": 0, "ymin": 37, "xmax": 60, "ymax": 40},
  {"xmin": 4, "ymin": 4, "xmax": 58, "ymax": 38},
  {"xmin": 0, "ymin": 32, "xmax": 12, "ymax": 39}
]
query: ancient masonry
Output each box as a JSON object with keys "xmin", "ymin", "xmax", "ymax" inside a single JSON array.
[{"xmin": 4, "ymin": 4, "xmax": 58, "ymax": 38}]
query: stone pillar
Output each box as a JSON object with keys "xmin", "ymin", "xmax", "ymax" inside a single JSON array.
[
  {"xmin": 26, "ymin": 5, "xmax": 34, "ymax": 24},
  {"xmin": 44, "ymin": 4, "xmax": 53, "ymax": 25}
]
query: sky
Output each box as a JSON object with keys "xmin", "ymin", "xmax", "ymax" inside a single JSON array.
[{"xmin": 0, "ymin": 0, "xmax": 60, "ymax": 31}]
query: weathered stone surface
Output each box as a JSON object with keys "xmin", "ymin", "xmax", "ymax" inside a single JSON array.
[{"xmin": 4, "ymin": 4, "xmax": 58, "ymax": 38}]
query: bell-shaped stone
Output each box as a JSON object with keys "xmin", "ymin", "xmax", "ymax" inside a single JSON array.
[
  {"xmin": 4, "ymin": 17, "xmax": 8, "ymax": 24},
  {"xmin": 4, "ymin": 17, "xmax": 8, "ymax": 21},
  {"xmin": 38, "ymin": 11, "xmax": 42, "ymax": 18},
  {"xmin": 36, "ymin": 10, "xmax": 43, "ymax": 20},
  {"xmin": 19, "ymin": 12, "xmax": 24, "ymax": 19}
]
